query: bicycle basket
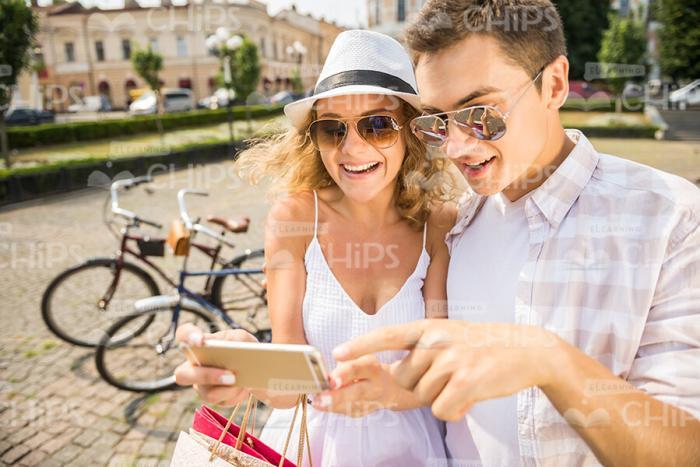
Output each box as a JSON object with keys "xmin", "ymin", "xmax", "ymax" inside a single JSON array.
[
  {"xmin": 167, "ymin": 220, "xmax": 191, "ymax": 256},
  {"xmin": 137, "ymin": 237, "xmax": 166, "ymax": 257}
]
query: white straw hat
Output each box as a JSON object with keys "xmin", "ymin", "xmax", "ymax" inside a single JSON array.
[{"xmin": 284, "ymin": 29, "xmax": 421, "ymax": 130}]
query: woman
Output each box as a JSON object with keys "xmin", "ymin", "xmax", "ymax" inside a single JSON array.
[{"xmin": 175, "ymin": 30, "xmax": 456, "ymax": 466}]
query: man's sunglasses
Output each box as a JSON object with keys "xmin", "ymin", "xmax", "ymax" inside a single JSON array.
[
  {"xmin": 410, "ymin": 69, "xmax": 544, "ymax": 147},
  {"xmin": 307, "ymin": 115, "xmax": 403, "ymax": 151}
]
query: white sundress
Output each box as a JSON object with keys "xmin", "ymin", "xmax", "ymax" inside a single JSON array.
[{"xmin": 259, "ymin": 191, "xmax": 447, "ymax": 467}]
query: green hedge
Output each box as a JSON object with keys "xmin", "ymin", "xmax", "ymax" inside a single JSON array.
[
  {"xmin": 7, "ymin": 104, "xmax": 284, "ymax": 149},
  {"xmin": 579, "ymin": 125, "xmax": 658, "ymax": 139}
]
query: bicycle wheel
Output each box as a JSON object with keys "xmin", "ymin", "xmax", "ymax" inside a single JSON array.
[
  {"xmin": 211, "ymin": 249, "xmax": 270, "ymax": 338},
  {"xmin": 95, "ymin": 306, "xmax": 218, "ymax": 392},
  {"xmin": 41, "ymin": 258, "xmax": 158, "ymax": 347}
]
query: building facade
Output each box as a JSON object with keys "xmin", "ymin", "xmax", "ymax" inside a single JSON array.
[
  {"xmin": 367, "ymin": 0, "xmax": 426, "ymax": 39},
  {"xmin": 18, "ymin": 0, "xmax": 344, "ymax": 111}
]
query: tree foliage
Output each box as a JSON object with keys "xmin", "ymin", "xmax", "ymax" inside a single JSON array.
[
  {"xmin": 131, "ymin": 47, "xmax": 163, "ymax": 93},
  {"xmin": 0, "ymin": 0, "xmax": 39, "ymax": 167},
  {"xmin": 598, "ymin": 13, "xmax": 647, "ymax": 92},
  {"xmin": 226, "ymin": 36, "xmax": 261, "ymax": 102},
  {"xmin": 656, "ymin": 0, "xmax": 700, "ymax": 81},
  {"xmin": 554, "ymin": 0, "xmax": 610, "ymax": 80}
]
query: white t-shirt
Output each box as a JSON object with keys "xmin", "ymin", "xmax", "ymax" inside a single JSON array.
[{"xmin": 445, "ymin": 192, "xmax": 530, "ymax": 467}]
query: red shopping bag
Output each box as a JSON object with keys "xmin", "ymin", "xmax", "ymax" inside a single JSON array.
[{"xmin": 175, "ymin": 394, "xmax": 311, "ymax": 467}]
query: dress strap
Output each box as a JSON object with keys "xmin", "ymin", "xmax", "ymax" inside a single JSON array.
[
  {"xmin": 422, "ymin": 221, "xmax": 428, "ymax": 250},
  {"xmin": 312, "ymin": 190, "xmax": 319, "ymax": 240}
]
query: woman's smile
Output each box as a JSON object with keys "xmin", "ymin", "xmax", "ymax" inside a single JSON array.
[{"xmin": 339, "ymin": 161, "xmax": 383, "ymax": 179}]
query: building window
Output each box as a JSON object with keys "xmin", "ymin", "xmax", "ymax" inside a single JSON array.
[
  {"xmin": 149, "ymin": 38, "xmax": 158, "ymax": 53},
  {"xmin": 122, "ymin": 39, "xmax": 131, "ymax": 60},
  {"xmin": 64, "ymin": 42, "xmax": 75, "ymax": 62},
  {"xmin": 375, "ymin": 0, "xmax": 381, "ymax": 25},
  {"xmin": 398, "ymin": 0, "xmax": 406, "ymax": 22},
  {"xmin": 176, "ymin": 36, "xmax": 187, "ymax": 57},
  {"xmin": 260, "ymin": 37, "xmax": 266, "ymax": 57},
  {"xmin": 95, "ymin": 40, "xmax": 105, "ymax": 62}
]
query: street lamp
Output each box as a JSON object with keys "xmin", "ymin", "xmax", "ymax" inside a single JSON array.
[
  {"xmin": 286, "ymin": 40, "xmax": 307, "ymax": 65},
  {"xmin": 286, "ymin": 41, "xmax": 307, "ymax": 93},
  {"xmin": 206, "ymin": 28, "xmax": 243, "ymax": 142}
]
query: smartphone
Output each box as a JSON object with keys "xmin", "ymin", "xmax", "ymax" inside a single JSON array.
[{"xmin": 180, "ymin": 339, "xmax": 330, "ymax": 393}]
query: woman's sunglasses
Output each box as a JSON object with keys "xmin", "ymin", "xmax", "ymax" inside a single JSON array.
[
  {"xmin": 410, "ymin": 70, "xmax": 543, "ymax": 147},
  {"xmin": 307, "ymin": 115, "xmax": 403, "ymax": 151}
]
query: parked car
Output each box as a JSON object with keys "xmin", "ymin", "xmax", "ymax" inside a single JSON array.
[
  {"xmin": 197, "ymin": 88, "xmax": 234, "ymax": 110},
  {"xmin": 670, "ymin": 79, "xmax": 700, "ymax": 110},
  {"xmin": 4, "ymin": 107, "xmax": 55, "ymax": 126},
  {"xmin": 269, "ymin": 91, "xmax": 303, "ymax": 105},
  {"xmin": 68, "ymin": 95, "xmax": 112, "ymax": 113},
  {"xmin": 129, "ymin": 88, "xmax": 194, "ymax": 115}
]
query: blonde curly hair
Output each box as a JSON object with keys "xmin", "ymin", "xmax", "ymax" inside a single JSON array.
[{"xmin": 235, "ymin": 100, "xmax": 456, "ymax": 228}]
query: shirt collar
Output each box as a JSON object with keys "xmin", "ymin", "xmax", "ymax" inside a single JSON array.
[
  {"xmin": 445, "ymin": 129, "xmax": 601, "ymax": 247},
  {"xmin": 530, "ymin": 130, "xmax": 600, "ymax": 228}
]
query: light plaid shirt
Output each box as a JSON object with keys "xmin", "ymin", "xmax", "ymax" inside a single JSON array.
[{"xmin": 445, "ymin": 130, "xmax": 700, "ymax": 466}]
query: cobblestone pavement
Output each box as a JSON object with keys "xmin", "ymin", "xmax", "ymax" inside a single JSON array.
[
  {"xmin": 0, "ymin": 161, "xmax": 273, "ymax": 466},
  {"xmin": 1, "ymin": 151, "xmax": 698, "ymax": 466}
]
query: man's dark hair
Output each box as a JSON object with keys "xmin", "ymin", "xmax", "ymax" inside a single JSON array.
[{"xmin": 404, "ymin": 0, "xmax": 567, "ymax": 79}]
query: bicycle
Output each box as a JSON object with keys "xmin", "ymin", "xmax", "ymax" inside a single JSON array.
[
  {"xmin": 95, "ymin": 189, "xmax": 272, "ymax": 393},
  {"xmin": 41, "ymin": 177, "xmax": 267, "ymax": 347}
]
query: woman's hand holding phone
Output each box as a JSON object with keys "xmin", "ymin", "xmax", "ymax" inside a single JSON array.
[{"xmin": 174, "ymin": 323, "xmax": 259, "ymax": 407}]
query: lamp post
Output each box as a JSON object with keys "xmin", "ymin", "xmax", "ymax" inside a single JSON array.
[
  {"xmin": 286, "ymin": 40, "xmax": 307, "ymax": 93},
  {"xmin": 206, "ymin": 28, "xmax": 243, "ymax": 143}
]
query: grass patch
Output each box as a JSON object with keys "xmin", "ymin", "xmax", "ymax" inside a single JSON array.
[
  {"xmin": 41, "ymin": 339, "xmax": 58, "ymax": 351},
  {"xmin": 20, "ymin": 339, "xmax": 60, "ymax": 359},
  {"xmin": 0, "ymin": 138, "xmax": 227, "ymax": 180},
  {"xmin": 1, "ymin": 116, "xmax": 284, "ymax": 179},
  {"xmin": 142, "ymin": 393, "xmax": 161, "ymax": 409}
]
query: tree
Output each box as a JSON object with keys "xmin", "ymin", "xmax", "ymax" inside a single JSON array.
[
  {"xmin": 226, "ymin": 36, "xmax": 261, "ymax": 103},
  {"xmin": 553, "ymin": 0, "xmax": 610, "ymax": 80},
  {"xmin": 598, "ymin": 13, "xmax": 647, "ymax": 112},
  {"xmin": 131, "ymin": 46, "xmax": 164, "ymax": 139},
  {"xmin": 290, "ymin": 68, "xmax": 304, "ymax": 94},
  {"xmin": 655, "ymin": 0, "xmax": 700, "ymax": 81},
  {"xmin": 0, "ymin": 0, "xmax": 39, "ymax": 168}
]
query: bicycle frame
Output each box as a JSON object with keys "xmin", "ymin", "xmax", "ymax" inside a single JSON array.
[
  {"xmin": 157, "ymin": 266, "xmax": 264, "ymax": 354},
  {"xmin": 152, "ymin": 188, "xmax": 267, "ymax": 353},
  {"xmin": 97, "ymin": 222, "xmax": 225, "ymax": 310}
]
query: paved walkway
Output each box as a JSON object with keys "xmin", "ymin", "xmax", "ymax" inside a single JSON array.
[
  {"xmin": 1, "ymin": 145, "xmax": 698, "ymax": 466},
  {"xmin": 0, "ymin": 163, "xmax": 272, "ymax": 466}
]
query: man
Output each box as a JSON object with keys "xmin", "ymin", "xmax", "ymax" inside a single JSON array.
[{"xmin": 321, "ymin": 1, "xmax": 700, "ymax": 465}]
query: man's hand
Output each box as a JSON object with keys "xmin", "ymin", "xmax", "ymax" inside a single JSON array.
[
  {"xmin": 332, "ymin": 319, "xmax": 560, "ymax": 421},
  {"xmin": 311, "ymin": 355, "xmax": 419, "ymax": 417},
  {"xmin": 174, "ymin": 323, "xmax": 259, "ymax": 407}
]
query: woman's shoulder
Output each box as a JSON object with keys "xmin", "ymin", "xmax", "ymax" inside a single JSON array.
[
  {"xmin": 265, "ymin": 191, "xmax": 319, "ymax": 248},
  {"xmin": 425, "ymin": 201, "xmax": 459, "ymax": 254},
  {"xmin": 427, "ymin": 201, "xmax": 458, "ymax": 232},
  {"xmin": 267, "ymin": 191, "xmax": 317, "ymax": 223}
]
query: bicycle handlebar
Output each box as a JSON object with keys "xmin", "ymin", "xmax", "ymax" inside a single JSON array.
[
  {"xmin": 124, "ymin": 175, "xmax": 153, "ymax": 190},
  {"xmin": 177, "ymin": 189, "xmax": 236, "ymax": 249},
  {"xmin": 110, "ymin": 177, "xmax": 162, "ymax": 229}
]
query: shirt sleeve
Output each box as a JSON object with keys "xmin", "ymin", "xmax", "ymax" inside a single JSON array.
[{"xmin": 626, "ymin": 209, "xmax": 700, "ymax": 420}]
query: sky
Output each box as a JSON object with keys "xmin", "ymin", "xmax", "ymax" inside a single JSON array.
[{"xmin": 36, "ymin": 0, "xmax": 368, "ymax": 28}]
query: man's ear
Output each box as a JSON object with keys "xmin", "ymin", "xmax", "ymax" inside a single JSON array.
[{"xmin": 542, "ymin": 55, "xmax": 569, "ymax": 111}]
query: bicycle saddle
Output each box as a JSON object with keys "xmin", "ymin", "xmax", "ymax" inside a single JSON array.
[{"xmin": 206, "ymin": 215, "xmax": 250, "ymax": 234}]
